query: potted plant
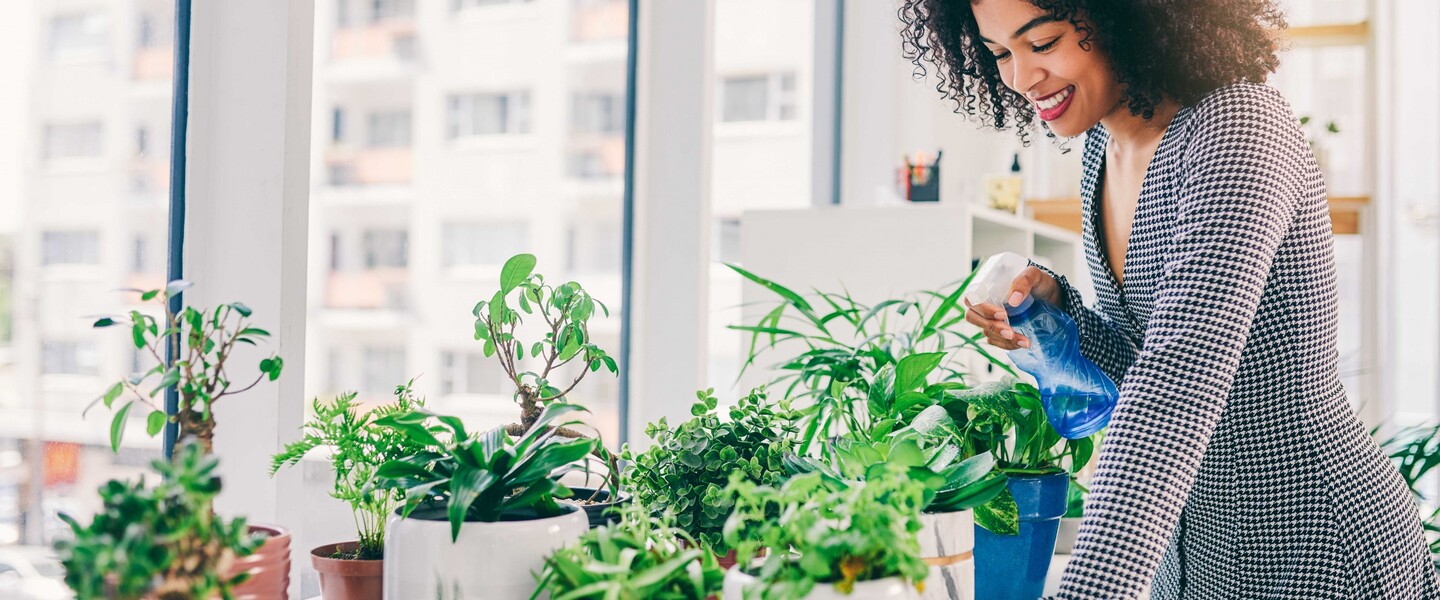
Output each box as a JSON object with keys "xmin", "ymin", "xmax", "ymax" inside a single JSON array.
[
  {"xmin": 90, "ymin": 281, "xmax": 289, "ymax": 597},
  {"xmin": 529, "ymin": 504, "xmax": 725, "ymax": 599},
  {"xmin": 55, "ymin": 442, "xmax": 262, "ymax": 600},
  {"xmin": 472, "ymin": 253, "xmax": 625, "ymax": 526},
  {"xmin": 370, "ymin": 401, "xmax": 595, "ymax": 598},
  {"xmin": 721, "ymin": 466, "xmax": 930, "ymax": 600},
  {"xmin": 268, "ymin": 381, "xmax": 430, "ymax": 599},
  {"xmin": 621, "ymin": 388, "xmax": 798, "ymax": 567},
  {"xmin": 786, "ymin": 405, "xmax": 1008, "ymax": 600},
  {"xmin": 947, "ymin": 379, "xmax": 1095, "ymax": 600},
  {"xmin": 1379, "ymin": 423, "xmax": 1440, "ymax": 571}
]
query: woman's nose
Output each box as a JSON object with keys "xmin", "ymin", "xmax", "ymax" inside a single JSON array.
[{"xmin": 1010, "ymin": 55, "xmax": 1045, "ymax": 99}]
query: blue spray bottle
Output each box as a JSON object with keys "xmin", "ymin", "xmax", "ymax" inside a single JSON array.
[{"xmin": 963, "ymin": 252, "xmax": 1118, "ymax": 439}]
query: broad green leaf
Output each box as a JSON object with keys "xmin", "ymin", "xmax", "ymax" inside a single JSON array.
[
  {"xmin": 895, "ymin": 352, "xmax": 945, "ymax": 394},
  {"xmin": 975, "ymin": 487, "xmax": 1019, "ymax": 535},
  {"xmin": 230, "ymin": 302, "xmax": 253, "ymax": 317},
  {"xmin": 146, "ymin": 410, "xmax": 167, "ymax": 436},
  {"xmin": 110, "ymin": 402, "xmax": 134, "ymax": 452},
  {"xmin": 500, "ymin": 254, "xmax": 537, "ymax": 294}
]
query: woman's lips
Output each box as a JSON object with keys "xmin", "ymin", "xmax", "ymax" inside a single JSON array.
[{"xmin": 1037, "ymin": 85, "xmax": 1075, "ymax": 121}]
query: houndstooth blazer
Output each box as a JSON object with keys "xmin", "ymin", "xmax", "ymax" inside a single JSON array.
[{"xmin": 1034, "ymin": 83, "xmax": 1440, "ymax": 599}]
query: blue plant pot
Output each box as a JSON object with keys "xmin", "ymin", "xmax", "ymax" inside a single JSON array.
[{"xmin": 974, "ymin": 472, "xmax": 1070, "ymax": 600}]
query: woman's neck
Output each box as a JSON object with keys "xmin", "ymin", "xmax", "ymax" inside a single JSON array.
[{"xmin": 1100, "ymin": 97, "xmax": 1181, "ymax": 158}]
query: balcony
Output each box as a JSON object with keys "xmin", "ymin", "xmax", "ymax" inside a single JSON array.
[
  {"xmin": 326, "ymin": 146, "xmax": 413, "ymax": 187},
  {"xmin": 332, "ymin": 20, "xmax": 418, "ymax": 63},
  {"xmin": 324, "ymin": 269, "xmax": 409, "ymax": 312},
  {"xmin": 132, "ymin": 46, "xmax": 174, "ymax": 81},
  {"xmin": 570, "ymin": 0, "xmax": 626, "ymax": 44}
]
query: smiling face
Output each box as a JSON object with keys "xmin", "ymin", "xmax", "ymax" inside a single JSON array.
[{"xmin": 972, "ymin": 0, "xmax": 1122, "ymax": 137}]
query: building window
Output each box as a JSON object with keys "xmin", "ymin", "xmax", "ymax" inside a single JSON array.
[
  {"xmin": 570, "ymin": 92, "xmax": 623, "ymax": 135},
  {"xmin": 137, "ymin": 13, "xmax": 171, "ymax": 49},
  {"xmin": 41, "ymin": 231, "xmax": 100, "ymax": 266},
  {"xmin": 441, "ymin": 222, "xmax": 528, "ymax": 268},
  {"xmin": 361, "ymin": 347, "xmax": 406, "ymax": 395},
  {"xmin": 439, "ymin": 351, "xmax": 510, "ymax": 395},
  {"xmin": 43, "ymin": 122, "xmax": 103, "ymax": 160},
  {"xmin": 720, "ymin": 73, "xmax": 797, "ymax": 123},
  {"xmin": 131, "ymin": 236, "xmax": 147, "ymax": 274},
  {"xmin": 331, "ymin": 107, "xmax": 345, "ymax": 144},
  {"xmin": 446, "ymin": 92, "xmax": 531, "ymax": 139},
  {"xmin": 366, "ymin": 110, "xmax": 412, "ymax": 148},
  {"xmin": 370, "ymin": 0, "xmax": 416, "ymax": 22},
  {"xmin": 362, "ymin": 229, "xmax": 408, "ymax": 269},
  {"xmin": 47, "ymin": 14, "xmax": 109, "ymax": 63},
  {"xmin": 41, "ymin": 341, "xmax": 99, "ymax": 376},
  {"xmin": 135, "ymin": 126, "xmax": 149, "ymax": 157}
]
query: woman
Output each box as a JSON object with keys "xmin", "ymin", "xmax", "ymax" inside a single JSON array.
[{"xmin": 899, "ymin": 0, "xmax": 1440, "ymax": 598}]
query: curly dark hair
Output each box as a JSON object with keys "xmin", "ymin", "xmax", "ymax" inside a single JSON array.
[{"xmin": 898, "ymin": 0, "xmax": 1286, "ymax": 141}]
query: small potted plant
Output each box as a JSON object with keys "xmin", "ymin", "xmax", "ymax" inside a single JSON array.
[
  {"xmin": 721, "ymin": 465, "xmax": 930, "ymax": 599},
  {"xmin": 530, "ymin": 504, "xmax": 725, "ymax": 599},
  {"xmin": 269, "ymin": 381, "xmax": 430, "ymax": 600},
  {"xmin": 370, "ymin": 401, "xmax": 595, "ymax": 598},
  {"xmin": 473, "ymin": 254, "xmax": 625, "ymax": 525},
  {"xmin": 949, "ymin": 379, "xmax": 1095, "ymax": 600},
  {"xmin": 621, "ymin": 388, "xmax": 798, "ymax": 567},
  {"xmin": 55, "ymin": 442, "xmax": 261, "ymax": 600},
  {"xmin": 90, "ymin": 281, "xmax": 289, "ymax": 597}
]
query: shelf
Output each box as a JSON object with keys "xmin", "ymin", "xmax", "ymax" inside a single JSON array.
[{"xmin": 1025, "ymin": 196, "xmax": 1371, "ymax": 236}]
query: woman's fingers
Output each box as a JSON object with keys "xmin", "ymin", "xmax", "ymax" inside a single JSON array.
[{"xmin": 964, "ymin": 299, "xmax": 1029, "ymax": 350}]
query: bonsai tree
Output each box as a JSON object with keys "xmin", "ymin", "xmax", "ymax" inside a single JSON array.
[
  {"xmin": 269, "ymin": 380, "xmax": 430, "ymax": 559},
  {"xmin": 723, "ymin": 465, "xmax": 931, "ymax": 599},
  {"xmin": 621, "ymin": 388, "xmax": 797, "ymax": 554},
  {"xmin": 91, "ymin": 280, "xmax": 284, "ymax": 455},
  {"xmin": 55, "ymin": 442, "xmax": 261, "ymax": 600},
  {"xmin": 530, "ymin": 504, "xmax": 725, "ymax": 599},
  {"xmin": 371, "ymin": 402, "xmax": 598, "ymax": 541},
  {"xmin": 471, "ymin": 254, "xmax": 620, "ymax": 497}
]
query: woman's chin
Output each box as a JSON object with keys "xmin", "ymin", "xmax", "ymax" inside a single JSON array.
[{"xmin": 1044, "ymin": 118, "xmax": 1088, "ymax": 138}]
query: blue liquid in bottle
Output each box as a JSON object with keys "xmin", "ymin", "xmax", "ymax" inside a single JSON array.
[{"xmin": 1003, "ymin": 293, "xmax": 1118, "ymax": 439}]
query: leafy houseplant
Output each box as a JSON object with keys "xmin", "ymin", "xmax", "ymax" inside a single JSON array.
[
  {"xmin": 722, "ymin": 466, "xmax": 930, "ymax": 600},
  {"xmin": 88, "ymin": 281, "xmax": 289, "ymax": 598},
  {"xmin": 621, "ymin": 388, "xmax": 798, "ymax": 556},
  {"xmin": 369, "ymin": 402, "xmax": 596, "ymax": 597},
  {"xmin": 530, "ymin": 504, "xmax": 725, "ymax": 600},
  {"xmin": 1379, "ymin": 423, "xmax": 1440, "ymax": 571},
  {"xmin": 92, "ymin": 280, "xmax": 284, "ymax": 456},
  {"xmin": 270, "ymin": 382, "xmax": 428, "ymax": 560},
  {"xmin": 55, "ymin": 442, "xmax": 261, "ymax": 600},
  {"xmin": 471, "ymin": 253, "xmax": 622, "ymax": 508}
]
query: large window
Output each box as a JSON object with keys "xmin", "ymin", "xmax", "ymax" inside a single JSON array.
[
  {"xmin": 446, "ymin": 91, "xmax": 532, "ymax": 138},
  {"xmin": 1, "ymin": 0, "xmax": 173, "ymax": 554}
]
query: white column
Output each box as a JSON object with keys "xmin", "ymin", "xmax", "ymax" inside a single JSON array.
[
  {"xmin": 184, "ymin": 0, "xmax": 313, "ymax": 540},
  {"xmin": 628, "ymin": 0, "xmax": 714, "ymax": 444}
]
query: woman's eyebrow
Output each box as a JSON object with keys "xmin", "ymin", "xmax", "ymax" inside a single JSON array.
[{"xmin": 978, "ymin": 15, "xmax": 1061, "ymax": 44}]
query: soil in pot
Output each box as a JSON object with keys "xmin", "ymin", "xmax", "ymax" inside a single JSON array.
[
  {"xmin": 567, "ymin": 486, "xmax": 632, "ymax": 529},
  {"xmin": 230, "ymin": 524, "xmax": 291, "ymax": 600},
  {"xmin": 312, "ymin": 541, "xmax": 382, "ymax": 600}
]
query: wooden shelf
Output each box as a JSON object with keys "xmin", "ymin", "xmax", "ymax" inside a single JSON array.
[{"xmin": 1025, "ymin": 196, "xmax": 1371, "ymax": 235}]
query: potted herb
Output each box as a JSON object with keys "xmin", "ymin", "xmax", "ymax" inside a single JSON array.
[
  {"xmin": 947, "ymin": 379, "xmax": 1095, "ymax": 600},
  {"xmin": 370, "ymin": 401, "xmax": 595, "ymax": 598},
  {"xmin": 529, "ymin": 505, "xmax": 725, "ymax": 599},
  {"xmin": 268, "ymin": 381, "xmax": 430, "ymax": 600},
  {"xmin": 721, "ymin": 466, "xmax": 930, "ymax": 600},
  {"xmin": 621, "ymin": 388, "xmax": 798, "ymax": 567},
  {"xmin": 55, "ymin": 442, "xmax": 261, "ymax": 600},
  {"xmin": 786, "ymin": 405, "xmax": 1008, "ymax": 600},
  {"xmin": 473, "ymin": 254, "xmax": 625, "ymax": 526},
  {"xmin": 90, "ymin": 281, "xmax": 289, "ymax": 597}
]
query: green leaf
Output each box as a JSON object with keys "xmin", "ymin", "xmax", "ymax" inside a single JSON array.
[
  {"xmin": 164, "ymin": 280, "xmax": 193, "ymax": 297},
  {"xmin": 895, "ymin": 352, "xmax": 945, "ymax": 394},
  {"xmin": 448, "ymin": 465, "xmax": 495, "ymax": 540},
  {"xmin": 149, "ymin": 367, "xmax": 180, "ymax": 397},
  {"xmin": 146, "ymin": 411, "xmax": 167, "ymax": 436},
  {"xmin": 92, "ymin": 317, "xmax": 121, "ymax": 328},
  {"xmin": 237, "ymin": 327, "xmax": 271, "ymax": 338},
  {"xmin": 101, "ymin": 382, "xmax": 123, "ymax": 408},
  {"xmin": 500, "ymin": 254, "xmax": 537, "ymax": 295},
  {"xmin": 975, "ymin": 487, "xmax": 1020, "ymax": 535},
  {"xmin": 724, "ymin": 263, "xmax": 813, "ymax": 312},
  {"xmin": 230, "ymin": 302, "xmax": 253, "ymax": 317},
  {"xmin": 140, "ymin": 289, "xmax": 161, "ymax": 302},
  {"xmin": 110, "ymin": 402, "xmax": 134, "ymax": 452}
]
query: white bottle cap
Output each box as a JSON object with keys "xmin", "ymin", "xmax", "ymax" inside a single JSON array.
[{"xmin": 962, "ymin": 251, "xmax": 1032, "ymax": 308}]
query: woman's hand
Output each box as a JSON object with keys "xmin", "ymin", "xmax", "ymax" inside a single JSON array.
[{"xmin": 963, "ymin": 267, "xmax": 1063, "ymax": 351}]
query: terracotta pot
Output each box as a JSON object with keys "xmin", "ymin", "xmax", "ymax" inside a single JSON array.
[
  {"xmin": 230, "ymin": 523, "xmax": 292, "ymax": 599},
  {"xmin": 311, "ymin": 542, "xmax": 382, "ymax": 600}
]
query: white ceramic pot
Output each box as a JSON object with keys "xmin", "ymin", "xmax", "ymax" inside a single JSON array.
[
  {"xmin": 723, "ymin": 568, "xmax": 921, "ymax": 600},
  {"xmin": 383, "ymin": 503, "xmax": 587, "ymax": 600},
  {"xmin": 918, "ymin": 509, "xmax": 974, "ymax": 600}
]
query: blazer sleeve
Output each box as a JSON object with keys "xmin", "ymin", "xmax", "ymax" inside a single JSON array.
[
  {"xmin": 1048, "ymin": 87, "xmax": 1305, "ymax": 599},
  {"xmin": 1029, "ymin": 261, "xmax": 1141, "ymax": 385}
]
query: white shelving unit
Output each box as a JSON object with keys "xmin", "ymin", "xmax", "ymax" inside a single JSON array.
[{"xmin": 737, "ymin": 203, "xmax": 1092, "ymax": 386}]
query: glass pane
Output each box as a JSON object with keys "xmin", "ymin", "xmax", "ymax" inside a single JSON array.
[
  {"xmin": 1, "ymin": 0, "xmax": 172, "ymax": 564},
  {"xmin": 301, "ymin": 0, "xmax": 629, "ymax": 593},
  {"xmin": 708, "ymin": 0, "xmax": 817, "ymax": 395},
  {"xmin": 1271, "ymin": 45, "xmax": 1368, "ymax": 197}
]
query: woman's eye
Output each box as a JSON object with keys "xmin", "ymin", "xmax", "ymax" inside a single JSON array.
[
  {"xmin": 993, "ymin": 51, "xmax": 1012, "ymax": 62},
  {"xmin": 1033, "ymin": 38, "xmax": 1060, "ymax": 53}
]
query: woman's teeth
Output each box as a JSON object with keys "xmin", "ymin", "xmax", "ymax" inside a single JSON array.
[{"xmin": 1037, "ymin": 86, "xmax": 1073, "ymax": 110}]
